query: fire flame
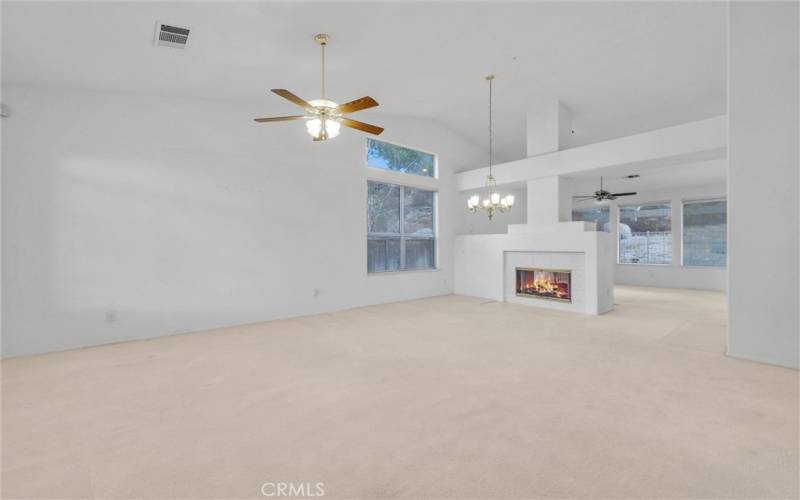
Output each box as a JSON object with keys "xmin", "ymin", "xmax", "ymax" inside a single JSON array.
[
  {"xmin": 531, "ymin": 278, "xmax": 557, "ymax": 294},
  {"xmin": 519, "ymin": 271, "xmax": 570, "ymax": 299}
]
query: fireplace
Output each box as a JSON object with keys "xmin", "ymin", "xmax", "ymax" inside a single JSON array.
[{"xmin": 515, "ymin": 267, "xmax": 572, "ymax": 302}]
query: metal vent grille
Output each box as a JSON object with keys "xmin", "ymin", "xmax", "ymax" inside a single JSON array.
[{"xmin": 155, "ymin": 23, "xmax": 190, "ymax": 49}]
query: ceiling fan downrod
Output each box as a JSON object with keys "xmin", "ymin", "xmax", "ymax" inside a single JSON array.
[{"xmin": 315, "ymin": 33, "xmax": 329, "ymax": 100}]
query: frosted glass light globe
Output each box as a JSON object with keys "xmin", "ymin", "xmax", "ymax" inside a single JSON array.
[
  {"xmin": 309, "ymin": 99, "xmax": 338, "ymax": 109},
  {"xmin": 325, "ymin": 119, "xmax": 341, "ymax": 138},
  {"xmin": 305, "ymin": 117, "xmax": 341, "ymax": 140},
  {"xmin": 306, "ymin": 118, "xmax": 322, "ymax": 138},
  {"xmin": 305, "ymin": 99, "xmax": 340, "ymax": 140}
]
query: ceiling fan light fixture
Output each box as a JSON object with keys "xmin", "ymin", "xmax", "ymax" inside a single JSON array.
[
  {"xmin": 305, "ymin": 98, "xmax": 340, "ymax": 139},
  {"xmin": 305, "ymin": 117, "xmax": 341, "ymax": 140},
  {"xmin": 253, "ymin": 34, "xmax": 383, "ymax": 140},
  {"xmin": 308, "ymin": 99, "xmax": 337, "ymax": 109}
]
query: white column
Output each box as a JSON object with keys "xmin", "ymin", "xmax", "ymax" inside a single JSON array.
[
  {"xmin": 672, "ymin": 197, "xmax": 683, "ymax": 268},
  {"xmin": 526, "ymin": 176, "xmax": 573, "ymax": 227},
  {"xmin": 727, "ymin": 1, "xmax": 799, "ymax": 368},
  {"xmin": 558, "ymin": 177, "xmax": 573, "ymax": 223},
  {"xmin": 526, "ymin": 101, "xmax": 573, "ymax": 157}
]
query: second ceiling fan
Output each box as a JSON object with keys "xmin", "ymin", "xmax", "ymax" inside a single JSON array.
[
  {"xmin": 573, "ymin": 177, "xmax": 637, "ymax": 204},
  {"xmin": 254, "ymin": 33, "xmax": 384, "ymax": 141}
]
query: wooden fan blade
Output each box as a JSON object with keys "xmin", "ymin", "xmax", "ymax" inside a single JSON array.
[
  {"xmin": 611, "ymin": 192, "xmax": 637, "ymax": 197},
  {"xmin": 271, "ymin": 89, "xmax": 317, "ymax": 113},
  {"xmin": 573, "ymin": 195, "xmax": 597, "ymax": 199},
  {"xmin": 333, "ymin": 96, "xmax": 379, "ymax": 115},
  {"xmin": 339, "ymin": 117, "xmax": 384, "ymax": 135},
  {"xmin": 254, "ymin": 115, "xmax": 307, "ymax": 123}
]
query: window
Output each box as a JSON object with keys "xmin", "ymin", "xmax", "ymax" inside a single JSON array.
[
  {"xmin": 683, "ymin": 200, "xmax": 727, "ymax": 267},
  {"xmin": 367, "ymin": 139, "xmax": 435, "ymax": 177},
  {"xmin": 618, "ymin": 202, "xmax": 672, "ymax": 265},
  {"xmin": 572, "ymin": 206, "xmax": 610, "ymax": 232},
  {"xmin": 368, "ymin": 181, "xmax": 435, "ymax": 272}
]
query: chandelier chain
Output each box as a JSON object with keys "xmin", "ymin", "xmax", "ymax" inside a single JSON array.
[
  {"xmin": 321, "ymin": 43, "xmax": 326, "ymax": 99},
  {"xmin": 488, "ymin": 76, "xmax": 493, "ymax": 177}
]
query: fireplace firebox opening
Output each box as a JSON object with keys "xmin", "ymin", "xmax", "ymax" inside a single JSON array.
[{"xmin": 515, "ymin": 267, "xmax": 572, "ymax": 302}]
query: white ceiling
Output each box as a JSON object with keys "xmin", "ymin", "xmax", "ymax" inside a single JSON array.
[{"xmin": 2, "ymin": 1, "xmax": 727, "ymax": 169}]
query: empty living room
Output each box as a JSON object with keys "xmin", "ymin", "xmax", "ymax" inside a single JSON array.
[{"xmin": 1, "ymin": 1, "xmax": 798, "ymax": 499}]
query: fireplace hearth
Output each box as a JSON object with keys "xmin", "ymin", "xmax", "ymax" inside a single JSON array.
[{"xmin": 515, "ymin": 267, "xmax": 572, "ymax": 302}]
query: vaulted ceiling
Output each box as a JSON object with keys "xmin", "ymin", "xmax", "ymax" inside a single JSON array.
[{"xmin": 2, "ymin": 1, "xmax": 727, "ymax": 170}]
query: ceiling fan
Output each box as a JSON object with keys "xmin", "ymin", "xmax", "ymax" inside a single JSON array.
[
  {"xmin": 254, "ymin": 33, "xmax": 384, "ymax": 141},
  {"xmin": 573, "ymin": 177, "xmax": 637, "ymax": 204}
]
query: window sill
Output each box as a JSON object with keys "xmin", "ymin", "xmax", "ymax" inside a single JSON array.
[
  {"xmin": 367, "ymin": 268, "xmax": 440, "ymax": 276},
  {"xmin": 616, "ymin": 263, "xmax": 727, "ymax": 269},
  {"xmin": 616, "ymin": 263, "xmax": 673, "ymax": 267}
]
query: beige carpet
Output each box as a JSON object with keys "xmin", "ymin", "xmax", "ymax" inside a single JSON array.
[{"xmin": 2, "ymin": 286, "xmax": 798, "ymax": 499}]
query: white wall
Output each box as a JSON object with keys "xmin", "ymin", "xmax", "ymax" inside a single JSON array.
[
  {"xmin": 727, "ymin": 2, "xmax": 799, "ymax": 369},
  {"xmin": 1, "ymin": 84, "xmax": 485, "ymax": 357},
  {"xmin": 581, "ymin": 183, "xmax": 729, "ymax": 292},
  {"xmin": 0, "ymin": 5, "xmax": 3, "ymax": 358}
]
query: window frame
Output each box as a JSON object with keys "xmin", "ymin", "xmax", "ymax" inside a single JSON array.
[
  {"xmin": 680, "ymin": 197, "xmax": 727, "ymax": 269},
  {"xmin": 365, "ymin": 137, "xmax": 439, "ymax": 179},
  {"xmin": 367, "ymin": 180, "xmax": 438, "ymax": 274},
  {"xmin": 616, "ymin": 200, "xmax": 674, "ymax": 266}
]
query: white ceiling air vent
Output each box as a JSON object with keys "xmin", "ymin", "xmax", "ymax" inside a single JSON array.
[{"xmin": 154, "ymin": 22, "xmax": 190, "ymax": 49}]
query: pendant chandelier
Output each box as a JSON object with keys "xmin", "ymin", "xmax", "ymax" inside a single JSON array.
[{"xmin": 467, "ymin": 75, "xmax": 514, "ymax": 220}]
